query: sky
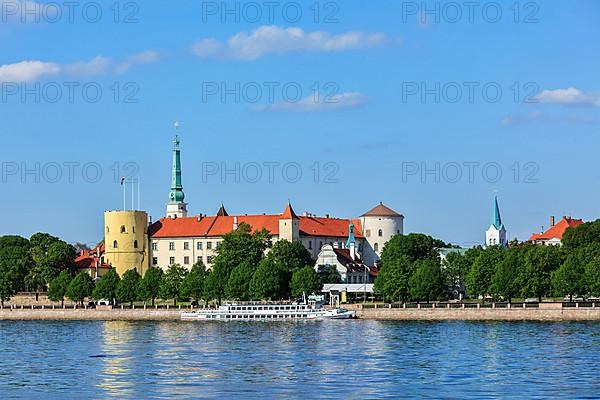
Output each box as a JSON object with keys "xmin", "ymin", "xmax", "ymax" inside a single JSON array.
[{"xmin": 0, "ymin": 0, "xmax": 599, "ymax": 248}]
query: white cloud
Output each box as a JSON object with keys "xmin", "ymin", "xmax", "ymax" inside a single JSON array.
[
  {"xmin": 114, "ymin": 50, "xmax": 160, "ymax": 74},
  {"xmin": 0, "ymin": 51, "xmax": 159, "ymax": 83},
  {"xmin": 254, "ymin": 92, "xmax": 367, "ymax": 112},
  {"xmin": 537, "ymin": 87, "xmax": 600, "ymax": 107},
  {"xmin": 0, "ymin": 60, "xmax": 60, "ymax": 83},
  {"xmin": 192, "ymin": 26, "xmax": 386, "ymax": 60}
]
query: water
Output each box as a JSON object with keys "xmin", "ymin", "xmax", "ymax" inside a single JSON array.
[{"xmin": 1, "ymin": 320, "xmax": 599, "ymax": 399}]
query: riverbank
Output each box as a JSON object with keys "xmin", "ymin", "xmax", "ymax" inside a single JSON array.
[{"xmin": 2, "ymin": 303, "xmax": 600, "ymax": 321}]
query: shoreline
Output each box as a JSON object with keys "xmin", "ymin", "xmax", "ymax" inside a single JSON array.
[{"xmin": 2, "ymin": 305, "xmax": 600, "ymax": 321}]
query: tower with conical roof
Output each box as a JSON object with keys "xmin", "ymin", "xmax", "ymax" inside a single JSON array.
[
  {"xmin": 166, "ymin": 127, "xmax": 188, "ymax": 219},
  {"xmin": 485, "ymin": 195, "xmax": 507, "ymax": 247},
  {"xmin": 360, "ymin": 202, "xmax": 404, "ymax": 265},
  {"xmin": 279, "ymin": 202, "xmax": 300, "ymax": 242}
]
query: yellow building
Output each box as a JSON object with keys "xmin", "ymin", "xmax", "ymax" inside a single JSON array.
[{"xmin": 104, "ymin": 210, "xmax": 150, "ymax": 276}]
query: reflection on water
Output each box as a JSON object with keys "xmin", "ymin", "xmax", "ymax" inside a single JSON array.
[{"xmin": 1, "ymin": 320, "xmax": 600, "ymax": 399}]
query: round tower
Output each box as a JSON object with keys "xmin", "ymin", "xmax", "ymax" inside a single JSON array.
[
  {"xmin": 360, "ymin": 202, "xmax": 404, "ymax": 266},
  {"xmin": 104, "ymin": 210, "xmax": 149, "ymax": 276}
]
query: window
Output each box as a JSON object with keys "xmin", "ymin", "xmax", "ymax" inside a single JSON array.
[
  {"xmin": 152, "ymin": 257, "xmax": 158, "ymax": 266},
  {"xmin": 197, "ymin": 242, "xmax": 203, "ymax": 250},
  {"xmin": 207, "ymin": 256, "xmax": 213, "ymax": 264},
  {"xmin": 169, "ymin": 257, "xmax": 175, "ymax": 265},
  {"xmin": 134, "ymin": 240, "xmax": 138, "ymax": 249},
  {"xmin": 184, "ymin": 256, "xmax": 190, "ymax": 265},
  {"xmin": 308, "ymin": 241, "xmax": 312, "ymax": 250},
  {"xmin": 169, "ymin": 242, "xmax": 175, "ymax": 251},
  {"xmin": 106, "ymin": 226, "xmax": 110, "ymax": 234},
  {"xmin": 366, "ymin": 229, "xmax": 371, "ymax": 237},
  {"xmin": 184, "ymin": 242, "xmax": 190, "ymax": 251},
  {"xmin": 120, "ymin": 225, "xmax": 126, "ymax": 234},
  {"xmin": 319, "ymin": 241, "xmax": 323, "ymax": 249},
  {"xmin": 207, "ymin": 242, "xmax": 212, "ymax": 250},
  {"xmin": 152, "ymin": 242, "xmax": 158, "ymax": 251},
  {"xmin": 378, "ymin": 229, "xmax": 383, "ymax": 237},
  {"xmin": 197, "ymin": 256, "xmax": 202, "ymax": 263},
  {"xmin": 374, "ymin": 243, "xmax": 379, "ymax": 252},
  {"xmin": 216, "ymin": 242, "xmax": 221, "ymax": 249},
  {"xmin": 113, "ymin": 240, "xmax": 118, "ymax": 249},
  {"xmin": 132, "ymin": 226, "xmax": 135, "ymax": 233}
]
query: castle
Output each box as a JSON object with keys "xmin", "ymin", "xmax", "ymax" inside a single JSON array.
[{"xmin": 102, "ymin": 134, "xmax": 404, "ymax": 276}]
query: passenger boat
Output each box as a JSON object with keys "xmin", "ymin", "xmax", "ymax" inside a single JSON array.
[{"xmin": 181, "ymin": 302, "xmax": 356, "ymax": 321}]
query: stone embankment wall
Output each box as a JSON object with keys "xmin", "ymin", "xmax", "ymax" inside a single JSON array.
[{"xmin": 0, "ymin": 307, "xmax": 182, "ymax": 321}]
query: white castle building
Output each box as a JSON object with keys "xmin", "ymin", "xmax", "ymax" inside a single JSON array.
[{"xmin": 147, "ymin": 136, "xmax": 404, "ymax": 270}]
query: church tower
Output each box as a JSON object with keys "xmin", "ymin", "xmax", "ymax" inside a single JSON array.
[
  {"xmin": 279, "ymin": 202, "xmax": 300, "ymax": 242},
  {"xmin": 166, "ymin": 127, "xmax": 188, "ymax": 218},
  {"xmin": 485, "ymin": 195, "xmax": 507, "ymax": 247}
]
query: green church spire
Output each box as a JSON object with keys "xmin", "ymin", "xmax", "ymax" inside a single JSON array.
[
  {"xmin": 492, "ymin": 195, "xmax": 503, "ymax": 229},
  {"xmin": 168, "ymin": 132, "xmax": 185, "ymax": 204}
]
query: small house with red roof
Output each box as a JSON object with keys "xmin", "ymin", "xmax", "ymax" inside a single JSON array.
[
  {"xmin": 529, "ymin": 216, "xmax": 584, "ymax": 246},
  {"xmin": 74, "ymin": 243, "xmax": 112, "ymax": 280}
]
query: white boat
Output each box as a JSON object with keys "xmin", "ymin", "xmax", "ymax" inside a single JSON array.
[{"xmin": 181, "ymin": 302, "xmax": 356, "ymax": 321}]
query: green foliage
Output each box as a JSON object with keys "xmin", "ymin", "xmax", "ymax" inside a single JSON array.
[
  {"xmin": 584, "ymin": 259, "xmax": 600, "ymax": 297},
  {"xmin": 93, "ymin": 269, "xmax": 121, "ymax": 301},
  {"xmin": 138, "ymin": 267, "xmax": 164, "ymax": 306},
  {"xmin": 552, "ymin": 250, "xmax": 586, "ymax": 301},
  {"xmin": 317, "ymin": 265, "xmax": 342, "ymax": 284},
  {"xmin": 250, "ymin": 258, "xmax": 286, "ymax": 300},
  {"xmin": 466, "ymin": 246, "xmax": 505, "ymax": 300},
  {"xmin": 160, "ymin": 264, "xmax": 187, "ymax": 305},
  {"xmin": 0, "ymin": 236, "xmax": 34, "ymax": 305},
  {"xmin": 562, "ymin": 220, "xmax": 600, "ymax": 249},
  {"xmin": 492, "ymin": 246, "xmax": 523, "ymax": 302},
  {"xmin": 381, "ymin": 233, "xmax": 442, "ymax": 265},
  {"xmin": 48, "ymin": 270, "xmax": 72, "ymax": 306},
  {"xmin": 520, "ymin": 245, "xmax": 564, "ymax": 300},
  {"xmin": 374, "ymin": 256, "xmax": 414, "ymax": 302},
  {"xmin": 442, "ymin": 252, "xmax": 470, "ymax": 291},
  {"xmin": 225, "ymin": 261, "xmax": 255, "ymax": 301},
  {"xmin": 206, "ymin": 223, "xmax": 271, "ymax": 302},
  {"xmin": 264, "ymin": 240, "xmax": 314, "ymax": 297},
  {"xmin": 181, "ymin": 262, "xmax": 207, "ymax": 301},
  {"xmin": 66, "ymin": 272, "xmax": 94, "ymax": 305},
  {"xmin": 409, "ymin": 258, "xmax": 446, "ymax": 302},
  {"xmin": 290, "ymin": 266, "xmax": 322, "ymax": 298},
  {"xmin": 117, "ymin": 269, "xmax": 141, "ymax": 305}
]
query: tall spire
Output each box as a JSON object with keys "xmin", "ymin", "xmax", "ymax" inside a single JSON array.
[
  {"xmin": 166, "ymin": 122, "xmax": 188, "ymax": 218},
  {"xmin": 346, "ymin": 223, "xmax": 356, "ymax": 248},
  {"xmin": 492, "ymin": 195, "xmax": 503, "ymax": 229}
]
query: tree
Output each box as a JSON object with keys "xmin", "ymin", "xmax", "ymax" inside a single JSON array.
[
  {"xmin": 381, "ymin": 233, "xmax": 442, "ymax": 265},
  {"xmin": 552, "ymin": 250, "xmax": 585, "ymax": 301},
  {"xmin": 138, "ymin": 267, "xmax": 164, "ymax": 306},
  {"xmin": 442, "ymin": 252, "xmax": 470, "ymax": 298},
  {"xmin": 24, "ymin": 265, "xmax": 46, "ymax": 301},
  {"xmin": 250, "ymin": 258, "xmax": 286, "ymax": 300},
  {"xmin": 29, "ymin": 233, "xmax": 60, "ymax": 252},
  {"xmin": 117, "ymin": 269, "xmax": 141, "ymax": 306},
  {"xmin": 585, "ymin": 258, "xmax": 600, "ymax": 297},
  {"xmin": 562, "ymin": 220, "xmax": 600, "ymax": 250},
  {"xmin": 521, "ymin": 245, "xmax": 563, "ymax": 301},
  {"xmin": 181, "ymin": 262, "xmax": 207, "ymax": 303},
  {"xmin": 466, "ymin": 246, "xmax": 505, "ymax": 301},
  {"xmin": 265, "ymin": 240, "xmax": 314, "ymax": 297},
  {"xmin": 93, "ymin": 269, "xmax": 121, "ymax": 303},
  {"xmin": 160, "ymin": 264, "xmax": 187, "ymax": 306},
  {"xmin": 48, "ymin": 270, "xmax": 72, "ymax": 307},
  {"xmin": 225, "ymin": 261, "xmax": 255, "ymax": 301},
  {"xmin": 492, "ymin": 246, "xmax": 523, "ymax": 303},
  {"xmin": 39, "ymin": 241, "xmax": 77, "ymax": 283},
  {"xmin": 290, "ymin": 266, "xmax": 322, "ymax": 298},
  {"xmin": 66, "ymin": 272, "xmax": 94, "ymax": 306},
  {"xmin": 317, "ymin": 265, "xmax": 342, "ymax": 284},
  {"xmin": 206, "ymin": 223, "xmax": 272, "ymax": 302},
  {"xmin": 0, "ymin": 236, "xmax": 34, "ymax": 306},
  {"xmin": 374, "ymin": 256, "xmax": 414, "ymax": 303},
  {"xmin": 409, "ymin": 259, "xmax": 446, "ymax": 303}
]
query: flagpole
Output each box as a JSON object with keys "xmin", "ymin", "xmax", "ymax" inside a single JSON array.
[
  {"xmin": 138, "ymin": 179, "xmax": 141, "ymax": 211},
  {"xmin": 131, "ymin": 179, "xmax": 134, "ymax": 210},
  {"xmin": 122, "ymin": 179, "xmax": 126, "ymax": 210}
]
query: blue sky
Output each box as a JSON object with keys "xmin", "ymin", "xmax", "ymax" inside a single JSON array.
[{"xmin": 0, "ymin": 0, "xmax": 599, "ymax": 248}]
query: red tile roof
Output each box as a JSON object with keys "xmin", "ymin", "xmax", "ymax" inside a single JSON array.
[
  {"xmin": 75, "ymin": 243, "xmax": 110, "ymax": 269},
  {"xmin": 361, "ymin": 202, "xmax": 403, "ymax": 217},
  {"xmin": 528, "ymin": 217, "xmax": 584, "ymax": 241},
  {"xmin": 281, "ymin": 203, "xmax": 298, "ymax": 219},
  {"xmin": 332, "ymin": 248, "xmax": 378, "ymax": 276},
  {"xmin": 148, "ymin": 214, "xmax": 364, "ymax": 239}
]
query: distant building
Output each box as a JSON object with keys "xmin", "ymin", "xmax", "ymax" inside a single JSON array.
[
  {"xmin": 485, "ymin": 196, "xmax": 507, "ymax": 247},
  {"xmin": 145, "ymin": 135, "xmax": 404, "ymax": 270},
  {"xmin": 529, "ymin": 216, "xmax": 584, "ymax": 246},
  {"xmin": 74, "ymin": 243, "xmax": 111, "ymax": 280},
  {"xmin": 314, "ymin": 224, "xmax": 379, "ymax": 284}
]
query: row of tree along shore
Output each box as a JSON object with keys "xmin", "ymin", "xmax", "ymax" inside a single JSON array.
[
  {"xmin": 2, "ymin": 219, "xmax": 600, "ymax": 307},
  {"xmin": 0, "ymin": 224, "xmax": 336, "ymax": 307}
]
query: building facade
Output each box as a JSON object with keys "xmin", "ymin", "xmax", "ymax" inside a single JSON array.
[
  {"xmin": 529, "ymin": 216, "xmax": 584, "ymax": 246},
  {"xmin": 485, "ymin": 196, "xmax": 507, "ymax": 247},
  {"xmin": 103, "ymin": 210, "xmax": 149, "ymax": 276}
]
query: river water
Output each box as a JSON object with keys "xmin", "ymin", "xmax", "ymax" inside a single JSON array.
[{"xmin": 1, "ymin": 320, "xmax": 599, "ymax": 399}]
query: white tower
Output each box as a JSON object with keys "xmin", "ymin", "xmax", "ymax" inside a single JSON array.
[
  {"xmin": 485, "ymin": 196, "xmax": 507, "ymax": 247},
  {"xmin": 360, "ymin": 202, "xmax": 404, "ymax": 266}
]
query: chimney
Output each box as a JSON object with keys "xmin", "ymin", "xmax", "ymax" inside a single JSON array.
[
  {"xmin": 233, "ymin": 216, "xmax": 239, "ymax": 230},
  {"xmin": 550, "ymin": 216, "xmax": 555, "ymax": 227}
]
